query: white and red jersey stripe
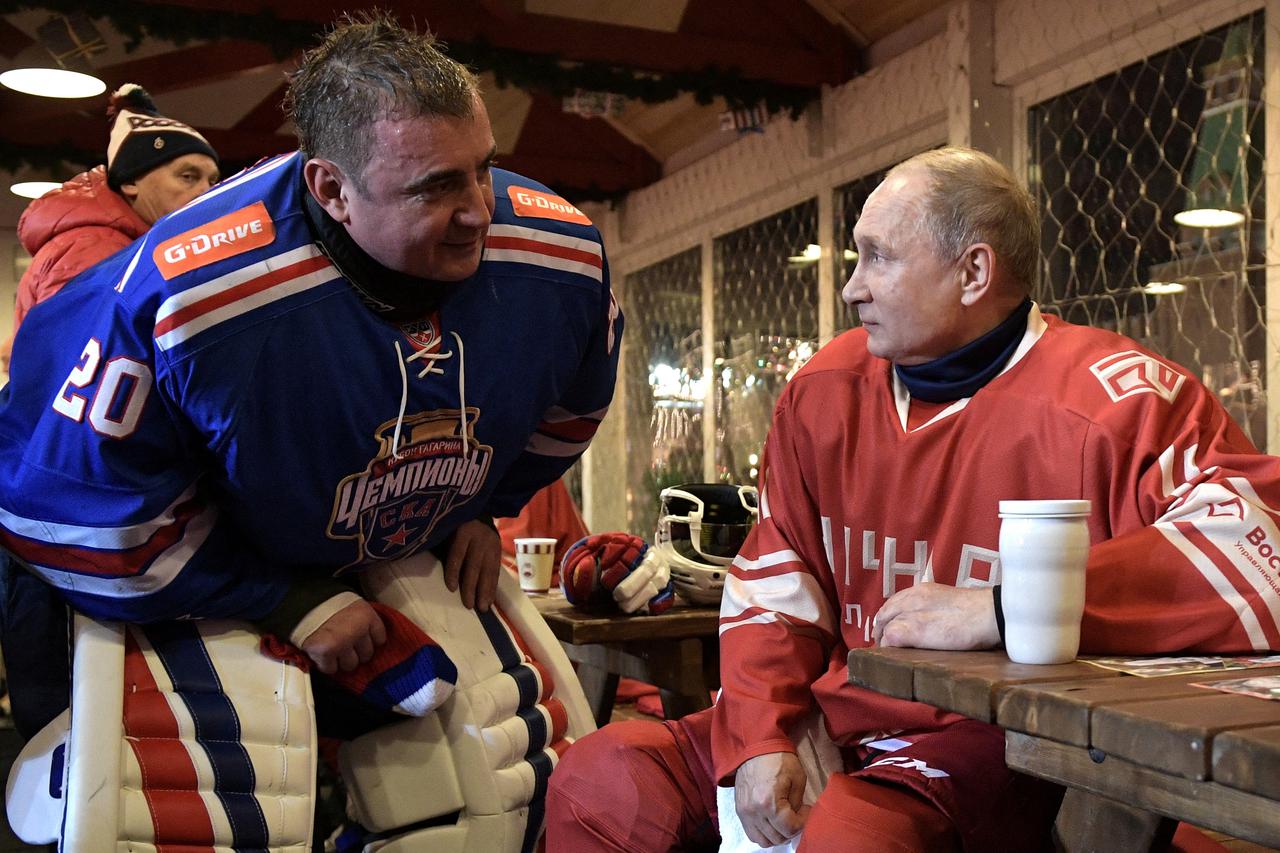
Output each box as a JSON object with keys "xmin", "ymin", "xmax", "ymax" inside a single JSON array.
[
  {"xmin": 0, "ymin": 484, "xmax": 215, "ymax": 599},
  {"xmin": 154, "ymin": 245, "xmax": 342, "ymax": 351},
  {"xmin": 483, "ymin": 223, "xmax": 604, "ymax": 284},
  {"xmin": 524, "ymin": 404, "xmax": 609, "ymax": 458}
]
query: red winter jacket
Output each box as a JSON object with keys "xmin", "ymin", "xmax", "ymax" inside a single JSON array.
[{"xmin": 13, "ymin": 166, "xmax": 147, "ymax": 332}]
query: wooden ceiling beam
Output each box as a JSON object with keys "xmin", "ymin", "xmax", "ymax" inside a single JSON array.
[
  {"xmin": 494, "ymin": 151, "xmax": 648, "ymax": 196},
  {"xmin": 5, "ymin": 110, "xmax": 293, "ymax": 166},
  {"xmin": 126, "ymin": 0, "xmax": 848, "ymax": 88},
  {"xmin": 748, "ymin": 0, "xmax": 860, "ymax": 80},
  {"xmin": 100, "ymin": 39, "xmax": 289, "ymax": 92},
  {"xmin": 524, "ymin": 93, "xmax": 659, "ymax": 170},
  {"xmin": 234, "ymin": 81, "xmax": 290, "ymax": 133},
  {"xmin": 473, "ymin": 0, "xmax": 522, "ymax": 23},
  {"xmin": 196, "ymin": 126, "xmax": 295, "ymax": 162},
  {"xmin": 0, "ymin": 39, "xmax": 288, "ymax": 136},
  {"xmin": 0, "ymin": 18, "xmax": 33, "ymax": 58},
  {"xmin": 501, "ymin": 94, "xmax": 661, "ymax": 194}
]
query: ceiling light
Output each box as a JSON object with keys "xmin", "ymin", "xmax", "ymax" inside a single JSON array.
[
  {"xmin": 1172, "ymin": 207, "xmax": 1246, "ymax": 229},
  {"xmin": 1141, "ymin": 281, "xmax": 1186, "ymax": 296},
  {"xmin": 10, "ymin": 181, "xmax": 61, "ymax": 199},
  {"xmin": 0, "ymin": 68, "xmax": 104, "ymax": 98},
  {"xmin": 787, "ymin": 243, "xmax": 822, "ymax": 264}
]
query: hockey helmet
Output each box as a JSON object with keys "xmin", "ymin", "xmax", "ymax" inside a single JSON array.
[{"xmin": 655, "ymin": 483, "xmax": 758, "ymax": 605}]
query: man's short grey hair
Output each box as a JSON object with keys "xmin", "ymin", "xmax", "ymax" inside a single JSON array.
[
  {"xmin": 285, "ymin": 10, "xmax": 480, "ymax": 187},
  {"xmin": 888, "ymin": 147, "xmax": 1040, "ymax": 291}
]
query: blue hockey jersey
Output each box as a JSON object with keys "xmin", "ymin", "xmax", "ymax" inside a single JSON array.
[{"xmin": 0, "ymin": 153, "xmax": 621, "ymax": 623}]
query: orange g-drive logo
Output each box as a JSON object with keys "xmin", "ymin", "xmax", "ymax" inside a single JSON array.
[
  {"xmin": 508, "ymin": 186, "xmax": 591, "ymax": 225},
  {"xmin": 153, "ymin": 201, "xmax": 276, "ymax": 280}
]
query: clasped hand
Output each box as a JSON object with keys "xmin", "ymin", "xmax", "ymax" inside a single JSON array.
[
  {"xmin": 300, "ymin": 519, "xmax": 501, "ymax": 673},
  {"xmin": 734, "ymin": 751, "xmax": 809, "ymax": 848}
]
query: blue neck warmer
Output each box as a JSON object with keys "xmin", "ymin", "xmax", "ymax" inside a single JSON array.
[{"xmin": 894, "ymin": 298, "xmax": 1033, "ymax": 403}]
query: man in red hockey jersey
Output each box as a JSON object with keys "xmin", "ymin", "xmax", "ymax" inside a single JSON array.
[{"xmin": 545, "ymin": 147, "xmax": 1280, "ymax": 852}]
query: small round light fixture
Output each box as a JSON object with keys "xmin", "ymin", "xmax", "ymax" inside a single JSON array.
[
  {"xmin": 1141, "ymin": 281, "xmax": 1186, "ymax": 296},
  {"xmin": 10, "ymin": 181, "xmax": 61, "ymax": 199},
  {"xmin": 0, "ymin": 68, "xmax": 105, "ymax": 98},
  {"xmin": 787, "ymin": 243, "xmax": 822, "ymax": 264},
  {"xmin": 1172, "ymin": 208, "xmax": 1245, "ymax": 229}
]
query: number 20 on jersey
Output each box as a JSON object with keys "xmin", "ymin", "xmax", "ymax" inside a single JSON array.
[{"xmin": 51, "ymin": 338, "xmax": 153, "ymax": 439}]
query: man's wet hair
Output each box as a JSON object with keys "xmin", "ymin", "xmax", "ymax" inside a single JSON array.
[{"xmin": 285, "ymin": 10, "xmax": 480, "ymax": 188}]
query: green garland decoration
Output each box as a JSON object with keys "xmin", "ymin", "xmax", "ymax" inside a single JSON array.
[{"xmin": 0, "ymin": 0, "xmax": 817, "ymax": 115}]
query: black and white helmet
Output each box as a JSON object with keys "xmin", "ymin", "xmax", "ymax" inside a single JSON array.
[{"xmin": 654, "ymin": 483, "xmax": 759, "ymax": 605}]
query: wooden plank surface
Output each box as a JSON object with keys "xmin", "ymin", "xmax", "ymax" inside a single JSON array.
[
  {"xmin": 846, "ymin": 648, "xmax": 1280, "ymax": 848},
  {"xmin": 531, "ymin": 592, "xmax": 719, "ymax": 644},
  {"xmin": 913, "ymin": 657, "xmax": 1108, "ymax": 721},
  {"xmin": 847, "ymin": 647, "xmax": 1114, "ymax": 721},
  {"xmin": 998, "ymin": 670, "xmax": 1278, "ymax": 747},
  {"xmin": 1214, "ymin": 724, "xmax": 1280, "ymax": 801},
  {"xmin": 1092, "ymin": 693, "xmax": 1280, "ymax": 780},
  {"xmin": 1006, "ymin": 731, "xmax": 1280, "ymax": 848},
  {"xmin": 847, "ymin": 646, "xmax": 948, "ymax": 700}
]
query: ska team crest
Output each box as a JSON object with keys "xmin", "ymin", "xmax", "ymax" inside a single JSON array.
[{"xmin": 328, "ymin": 409, "xmax": 493, "ymax": 562}]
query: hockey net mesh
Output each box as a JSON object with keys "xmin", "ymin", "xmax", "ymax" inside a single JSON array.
[
  {"xmin": 712, "ymin": 199, "xmax": 820, "ymax": 488},
  {"xmin": 623, "ymin": 247, "xmax": 705, "ymax": 536},
  {"xmin": 1029, "ymin": 11, "xmax": 1268, "ymax": 446}
]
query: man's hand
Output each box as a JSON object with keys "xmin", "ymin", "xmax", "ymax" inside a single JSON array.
[
  {"xmin": 300, "ymin": 598, "xmax": 387, "ymax": 675},
  {"xmin": 873, "ymin": 582, "xmax": 1000, "ymax": 649},
  {"xmin": 445, "ymin": 519, "xmax": 501, "ymax": 611},
  {"xmin": 734, "ymin": 752, "xmax": 809, "ymax": 848}
]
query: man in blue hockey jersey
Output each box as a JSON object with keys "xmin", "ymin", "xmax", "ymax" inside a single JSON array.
[{"xmin": 0, "ymin": 12, "xmax": 622, "ymax": 729}]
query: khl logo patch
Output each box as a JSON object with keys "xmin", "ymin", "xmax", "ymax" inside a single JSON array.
[{"xmin": 1089, "ymin": 350, "xmax": 1185, "ymax": 404}]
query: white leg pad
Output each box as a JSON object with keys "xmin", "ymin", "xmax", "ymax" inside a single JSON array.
[
  {"xmin": 344, "ymin": 552, "xmax": 594, "ymax": 850},
  {"xmin": 7, "ymin": 614, "xmax": 317, "ymax": 853},
  {"xmin": 362, "ymin": 811, "xmax": 530, "ymax": 853}
]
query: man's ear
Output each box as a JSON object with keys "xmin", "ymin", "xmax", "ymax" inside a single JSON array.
[
  {"xmin": 303, "ymin": 158, "xmax": 351, "ymax": 224},
  {"xmin": 957, "ymin": 243, "xmax": 996, "ymax": 307},
  {"xmin": 118, "ymin": 181, "xmax": 139, "ymax": 205}
]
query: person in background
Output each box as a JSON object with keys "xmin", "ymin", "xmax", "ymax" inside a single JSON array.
[
  {"xmin": 546, "ymin": 147, "xmax": 1280, "ymax": 852},
  {"xmin": 0, "ymin": 84, "xmax": 218, "ymax": 738},
  {"xmin": 2, "ymin": 83, "xmax": 219, "ymax": 374}
]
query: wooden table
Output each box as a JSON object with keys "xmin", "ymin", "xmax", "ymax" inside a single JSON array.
[
  {"xmin": 847, "ymin": 647, "xmax": 1280, "ymax": 851},
  {"xmin": 532, "ymin": 591, "xmax": 720, "ymax": 727}
]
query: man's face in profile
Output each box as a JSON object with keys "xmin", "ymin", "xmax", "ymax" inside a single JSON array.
[
  {"xmin": 842, "ymin": 168, "xmax": 969, "ymax": 365},
  {"xmin": 121, "ymin": 153, "xmax": 221, "ymax": 226}
]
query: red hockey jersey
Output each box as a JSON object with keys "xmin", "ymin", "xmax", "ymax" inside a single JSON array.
[{"xmin": 712, "ymin": 306, "xmax": 1280, "ymax": 782}]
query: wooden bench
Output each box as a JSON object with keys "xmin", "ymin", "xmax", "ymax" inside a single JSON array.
[
  {"xmin": 847, "ymin": 647, "xmax": 1280, "ymax": 851},
  {"xmin": 533, "ymin": 592, "xmax": 719, "ymax": 727}
]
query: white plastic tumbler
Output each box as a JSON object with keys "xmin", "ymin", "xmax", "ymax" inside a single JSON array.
[{"xmin": 998, "ymin": 500, "xmax": 1092, "ymax": 665}]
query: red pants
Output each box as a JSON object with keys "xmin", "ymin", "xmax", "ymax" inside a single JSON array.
[{"xmin": 546, "ymin": 707, "xmax": 1063, "ymax": 852}]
